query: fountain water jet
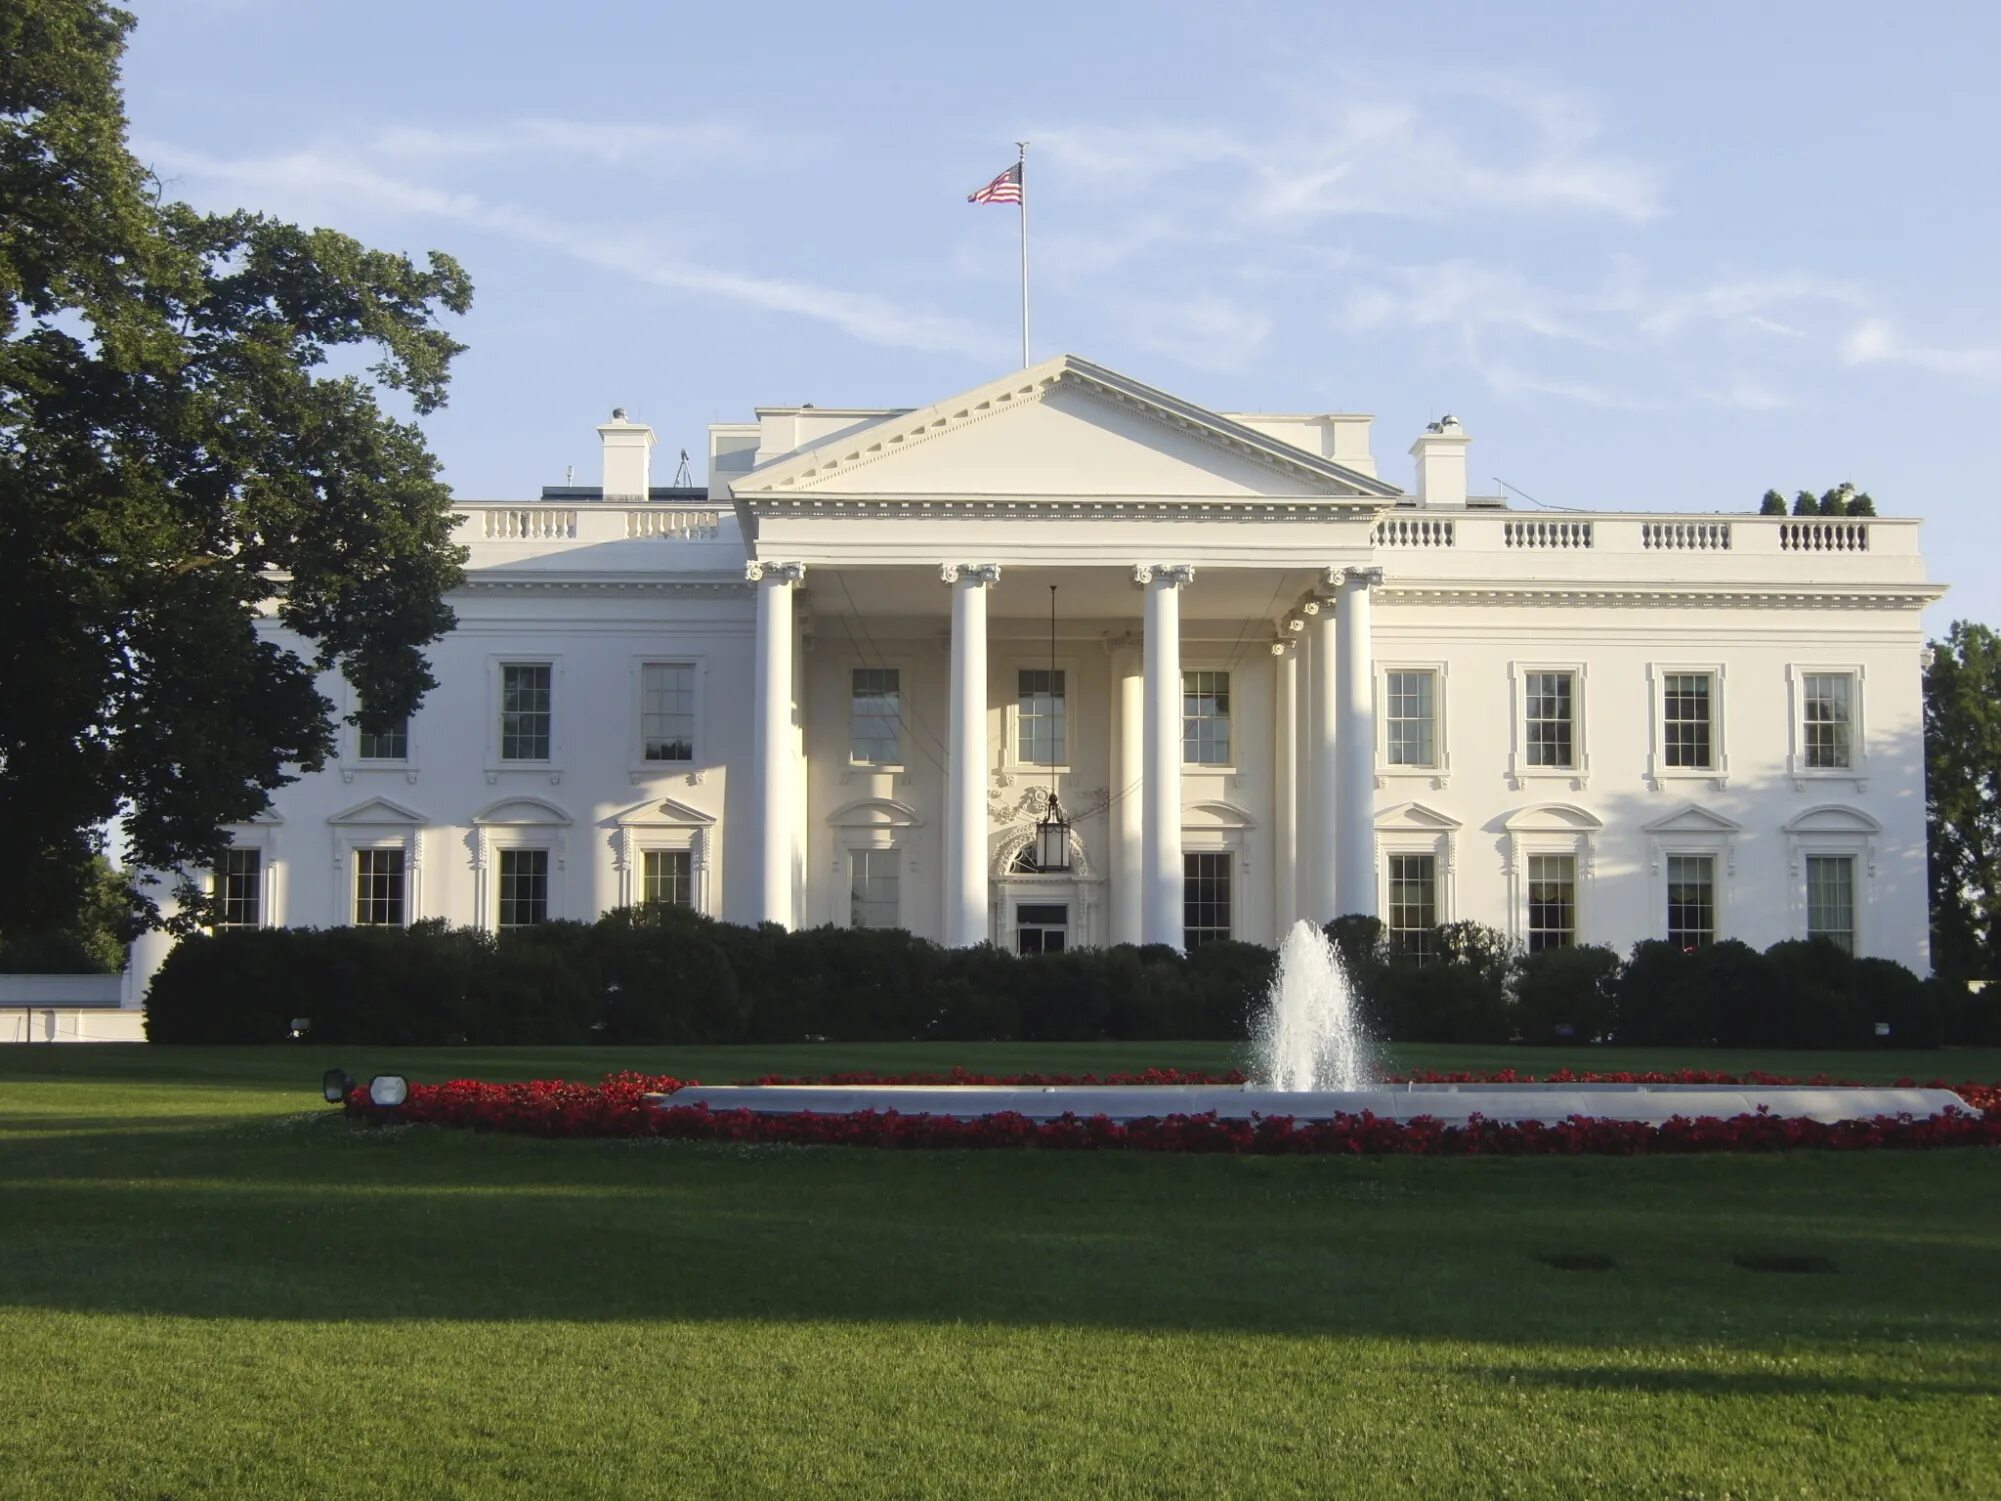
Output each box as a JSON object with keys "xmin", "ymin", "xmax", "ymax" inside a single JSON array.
[{"xmin": 1252, "ymin": 919, "xmax": 1374, "ymax": 1092}]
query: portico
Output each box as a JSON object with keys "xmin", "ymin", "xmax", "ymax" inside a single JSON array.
[{"xmin": 727, "ymin": 355, "xmax": 1399, "ymax": 950}]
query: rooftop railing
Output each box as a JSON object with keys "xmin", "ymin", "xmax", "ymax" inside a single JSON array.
[
  {"xmin": 1373, "ymin": 512, "xmax": 1903, "ymax": 556},
  {"xmin": 457, "ymin": 502, "xmax": 731, "ymax": 544}
]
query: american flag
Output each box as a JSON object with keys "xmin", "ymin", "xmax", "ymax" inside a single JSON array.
[{"xmin": 967, "ymin": 162, "xmax": 1023, "ymax": 204}]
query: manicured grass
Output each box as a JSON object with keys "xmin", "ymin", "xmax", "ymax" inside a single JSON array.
[{"xmin": 2, "ymin": 1044, "xmax": 1999, "ymax": 1499}]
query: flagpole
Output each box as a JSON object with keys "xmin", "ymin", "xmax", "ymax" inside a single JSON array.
[{"xmin": 1016, "ymin": 140, "xmax": 1029, "ymax": 368}]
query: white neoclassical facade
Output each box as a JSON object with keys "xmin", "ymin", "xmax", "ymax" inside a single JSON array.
[{"xmin": 127, "ymin": 354, "xmax": 1945, "ymax": 996}]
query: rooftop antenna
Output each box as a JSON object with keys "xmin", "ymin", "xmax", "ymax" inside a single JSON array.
[
  {"xmin": 671, "ymin": 448, "xmax": 693, "ymax": 487},
  {"xmin": 565, "ymin": 465, "xmax": 575, "ymax": 486}
]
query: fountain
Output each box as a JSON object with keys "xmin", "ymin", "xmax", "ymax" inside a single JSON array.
[
  {"xmin": 660, "ymin": 921, "xmax": 1970, "ymax": 1126},
  {"xmin": 1252, "ymin": 920, "xmax": 1374, "ymax": 1092}
]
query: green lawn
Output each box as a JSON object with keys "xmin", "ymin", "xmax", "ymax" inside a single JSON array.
[{"xmin": 3, "ymin": 1043, "xmax": 1999, "ymax": 1499}]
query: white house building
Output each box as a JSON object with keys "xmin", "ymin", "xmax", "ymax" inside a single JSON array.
[{"xmin": 119, "ymin": 353, "xmax": 1944, "ymax": 1007}]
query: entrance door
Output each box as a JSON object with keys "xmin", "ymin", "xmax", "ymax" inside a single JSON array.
[{"xmin": 1016, "ymin": 903, "xmax": 1069, "ymax": 955}]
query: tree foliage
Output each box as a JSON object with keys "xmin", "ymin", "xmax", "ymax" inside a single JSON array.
[
  {"xmin": 1925, "ymin": 622, "xmax": 2001, "ymax": 979},
  {"xmin": 1, "ymin": 1, "xmax": 472, "ymax": 930}
]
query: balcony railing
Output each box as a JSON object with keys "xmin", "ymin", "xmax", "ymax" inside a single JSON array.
[
  {"xmin": 456, "ymin": 502, "xmax": 733, "ymax": 546},
  {"xmin": 1370, "ymin": 512, "xmax": 1907, "ymax": 557}
]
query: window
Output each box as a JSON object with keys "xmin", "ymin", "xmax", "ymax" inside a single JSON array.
[
  {"xmin": 1016, "ymin": 903, "xmax": 1069, "ymax": 956},
  {"xmin": 497, "ymin": 849, "xmax": 549, "ymax": 929},
  {"xmin": 642, "ymin": 849, "xmax": 693, "ymax": 909},
  {"xmin": 849, "ymin": 848, "xmax": 900, "ymax": 930},
  {"xmin": 1665, "ymin": 855, "xmax": 1715, "ymax": 948},
  {"xmin": 1662, "ymin": 673, "xmax": 1714, "ymax": 770},
  {"xmin": 1183, "ymin": 852, "xmax": 1232, "ymax": 949},
  {"xmin": 1806, "ymin": 855, "xmax": 1857, "ymax": 953},
  {"xmin": 640, "ymin": 664, "xmax": 695, "ymax": 763},
  {"xmin": 214, "ymin": 848, "xmax": 261, "ymax": 928},
  {"xmin": 850, "ymin": 668, "xmax": 901, "ymax": 766},
  {"xmin": 354, "ymin": 849, "xmax": 406, "ymax": 926},
  {"xmin": 1182, "ymin": 671, "xmax": 1231, "ymax": 766},
  {"xmin": 1386, "ymin": 853, "xmax": 1438, "ymax": 961},
  {"xmin": 357, "ymin": 714, "xmax": 408, "ymax": 761},
  {"xmin": 1525, "ymin": 672, "xmax": 1575, "ymax": 768},
  {"xmin": 1386, "ymin": 670, "xmax": 1437, "ymax": 768},
  {"xmin": 1526, "ymin": 854, "xmax": 1575, "ymax": 952},
  {"xmin": 1802, "ymin": 674, "xmax": 1853, "ymax": 770},
  {"xmin": 1016, "ymin": 669, "xmax": 1065, "ymax": 766},
  {"xmin": 501, "ymin": 663, "xmax": 552, "ymax": 761}
]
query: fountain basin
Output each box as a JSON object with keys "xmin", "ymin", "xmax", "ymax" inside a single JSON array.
[{"xmin": 656, "ymin": 1082, "xmax": 1972, "ymax": 1127}]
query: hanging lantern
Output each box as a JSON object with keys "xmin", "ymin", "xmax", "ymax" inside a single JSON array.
[{"xmin": 1035, "ymin": 793, "xmax": 1071, "ymax": 873}]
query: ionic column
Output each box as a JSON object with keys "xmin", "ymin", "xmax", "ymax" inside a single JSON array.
[
  {"xmin": 1111, "ymin": 639, "xmax": 1144, "ymax": 946},
  {"xmin": 1272, "ymin": 632, "xmax": 1300, "ymax": 937},
  {"xmin": 748, "ymin": 560, "xmax": 805, "ymax": 927},
  {"xmin": 1138, "ymin": 564, "xmax": 1193, "ymax": 949},
  {"xmin": 1308, "ymin": 593, "xmax": 1340, "ymax": 921},
  {"xmin": 943, "ymin": 563, "xmax": 1000, "ymax": 947},
  {"xmin": 1336, "ymin": 566, "xmax": 1383, "ymax": 918}
]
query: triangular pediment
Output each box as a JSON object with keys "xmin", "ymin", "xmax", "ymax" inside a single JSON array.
[
  {"xmin": 1643, "ymin": 803, "xmax": 1742, "ymax": 835},
  {"xmin": 328, "ymin": 796, "xmax": 425, "ymax": 826},
  {"xmin": 732, "ymin": 356, "xmax": 1401, "ymax": 503},
  {"xmin": 825, "ymin": 797, "xmax": 923, "ymax": 829},
  {"xmin": 1377, "ymin": 801, "xmax": 1461, "ymax": 831},
  {"xmin": 609, "ymin": 795, "xmax": 717, "ymax": 828}
]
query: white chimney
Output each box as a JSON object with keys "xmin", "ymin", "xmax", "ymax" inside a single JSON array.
[
  {"xmin": 598, "ymin": 408, "xmax": 655, "ymax": 499},
  {"xmin": 1409, "ymin": 415, "xmax": 1469, "ymax": 508}
]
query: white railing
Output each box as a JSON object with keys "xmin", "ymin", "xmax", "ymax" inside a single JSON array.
[
  {"xmin": 1642, "ymin": 520, "xmax": 1732, "ymax": 550},
  {"xmin": 1373, "ymin": 516, "xmax": 1456, "ymax": 548},
  {"xmin": 626, "ymin": 507, "xmax": 722, "ymax": 541},
  {"xmin": 1502, "ymin": 518, "xmax": 1594, "ymax": 549},
  {"xmin": 1779, "ymin": 519, "xmax": 1869, "ymax": 552},
  {"xmin": 480, "ymin": 507, "xmax": 577, "ymax": 540}
]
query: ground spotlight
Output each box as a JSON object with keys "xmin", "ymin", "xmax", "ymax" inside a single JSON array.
[
  {"xmin": 322, "ymin": 1067, "xmax": 353, "ymax": 1104},
  {"xmin": 367, "ymin": 1074, "xmax": 409, "ymax": 1108}
]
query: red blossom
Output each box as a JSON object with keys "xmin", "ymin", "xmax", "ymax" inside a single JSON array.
[{"xmin": 342, "ymin": 1067, "xmax": 2001, "ymax": 1156}]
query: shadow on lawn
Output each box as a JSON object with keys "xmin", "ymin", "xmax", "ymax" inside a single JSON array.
[{"xmin": 1461, "ymin": 1365, "xmax": 2001, "ymax": 1399}]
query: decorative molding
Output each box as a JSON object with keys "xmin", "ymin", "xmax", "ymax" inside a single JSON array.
[
  {"xmin": 939, "ymin": 562, "xmax": 1002, "ymax": 586},
  {"xmin": 1133, "ymin": 563, "xmax": 1195, "ymax": 587},
  {"xmin": 1378, "ymin": 584, "xmax": 1945, "ymax": 611},
  {"xmin": 1343, "ymin": 565, "xmax": 1387, "ymax": 588},
  {"xmin": 459, "ymin": 578, "xmax": 749, "ymax": 598},
  {"xmin": 744, "ymin": 560, "xmax": 806, "ymax": 583}
]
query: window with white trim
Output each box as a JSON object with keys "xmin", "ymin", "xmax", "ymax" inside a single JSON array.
[
  {"xmin": 357, "ymin": 714, "xmax": 409, "ymax": 762},
  {"xmin": 1665, "ymin": 855, "xmax": 1715, "ymax": 948},
  {"xmin": 1386, "ymin": 853, "xmax": 1438, "ymax": 961},
  {"xmin": 354, "ymin": 849, "xmax": 406, "ymax": 926},
  {"xmin": 500, "ymin": 663, "xmax": 552, "ymax": 761},
  {"xmin": 1016, "ymin": 669, "xmax": 1065, "ymax": 766},
  {"xmin": 497, "ymin": 849, "xmax": 549, "ymax": 929},
  {"xmin": 850, "ymin": 668, "xmax": 901, "ymax": 766},
  {"xmin": 1661, "ymin": 673, "xmax": 1715, "ymax": 770},
  {"xmin": 1525, "ymin": 672, "xmax": 1576, "ymax": 769},
  {"xmin": 1802, "ymin": 674, "xmax": 1854, "ymax": 770},
  {"xmin": 214, "ymin": 848, "xmax": 262, "ymax": 928},
  {"xmin": 1526, "ymin": 854, "xmax": 1576, "ymax": 952},
  {"xmin": 642, "ymin": 849, "xmax": 693, "ymax": 909},
  {"xmin": 850, "ymin": 848, "xmax": 900, "ymax": 930},
  {"xmin": 1183, "ymin": 852, "xmax": 1232, "ymax": 948},
  {"xmin": 1386, "ymin": 670, "xmax": 1437, "ymax": 768},
  {"xmin": 1806, "ymin": 855, "xmax": 1857, "ymax": 953},
  {"xmin": 1016, "ymin": 903, "xmax": 1069, "ymax": 956},
  {"xmin": 1182, "ymin": 670, "xmax": 1231, "ymax": 766},
  {"xmin": 640, "ymin": 663, "xmax": 695, "ymax": 764}
]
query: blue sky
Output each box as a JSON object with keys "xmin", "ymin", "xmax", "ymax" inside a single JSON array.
[{"xmin": 125, "ymin": 1, "xmax": 1996, "ymax": 627}]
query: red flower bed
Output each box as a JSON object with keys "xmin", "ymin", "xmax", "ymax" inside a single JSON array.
[{"xmin": 343, "ymin": 1069, "xmax": 2001, "ymax": 1155}]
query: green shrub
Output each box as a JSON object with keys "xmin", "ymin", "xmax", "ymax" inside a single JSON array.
[{"xmin": 1515, "ymin": 945, "xmax": 1621, "ymax": 1045}]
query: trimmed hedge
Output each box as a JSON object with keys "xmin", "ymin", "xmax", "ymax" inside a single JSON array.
[{"xmin": 143, "ymin": 907, "xmax": 1974, "ymax": 1049}]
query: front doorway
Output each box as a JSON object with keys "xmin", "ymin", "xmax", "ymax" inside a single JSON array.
[{"xmin": 1015, "ymin": 902, "xmax": 1069, "ymax": 955}]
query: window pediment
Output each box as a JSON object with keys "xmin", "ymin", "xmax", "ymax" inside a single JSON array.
[
  {"xmin": 1642, "ymin": 803, "xmax": 1741, "ymax": 836},
  {"xmin": 1503, "ymin": 802, "xmax": 1603, "ymax": 834},
  {"xmin": 1377, "ymin": 801, "xmax": 1460, "ymax": 831},
  {"xmin": 611, "ymin": 796, "xmax": 717, "ymax": 829},
  {"xmin": 328, "ymin": 796, "xmax": 425, "ymax": 826},
  {"xmin": 1783, "ymin": 804, "xmax": 1881, "ymax": 836},
  {"xmin": 826, "ymin": 797, "xmax": 924, "ymax": 829},
  {"xmin": 1185, "ymin": 800, "xmax": 1256, "ymax": 832},
  {"xmin": 472, "ymin": 797, "xmax": 572, "ymax": 827}
]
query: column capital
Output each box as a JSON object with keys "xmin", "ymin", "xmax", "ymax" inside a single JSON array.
[
  {"xmin": 1270, "ymin": 639, "xmax": 1296, "ymax": 657},
  {"xmin": 940, "ymin": 563, "xmax": 1002, "ymax": 586},
  {"xmin": 1132, "ymin": 563, "xmax": 1196, "ymax": 588},
  {"xmin": 745, "ymin": 560, "xmax": 806, "ymax": 583},
  {"xmin": 1342, "ymin": 565, "xmax": 1386, "ymax": 589}
]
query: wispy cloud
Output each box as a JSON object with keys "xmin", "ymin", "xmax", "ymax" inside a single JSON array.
[
  {"xmin": 366, "ymin": 118, "xmax": 763, "ymax": 170},
  {"xmin": 1842, "ymin": 318, "xmax": 2001, "ymax": 381},
  {"xmin": 144, "ymin": 141, "xmax": 997, "ymax": 361}
]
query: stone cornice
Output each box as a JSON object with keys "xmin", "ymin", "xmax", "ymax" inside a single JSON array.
[
  {"xmin": 458, "ymin": 577, "xmax": 748, "ymax": 598},
  {"xmin": 733, "ymin": 495, "xmax": 1390, "ymax": 522},
  {"xmin": 1376, "ymin": 582, "xmax": 1947, "ymax": 611}
]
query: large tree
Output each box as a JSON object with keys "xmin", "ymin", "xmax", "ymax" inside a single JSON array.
[
  {"xmin": 1925, "ymin": 621, "xmax": 2001, "ymax": 979},
  {"xmin": 1, "ymin": 2, "xmax": 471, "ymax": 930}
]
